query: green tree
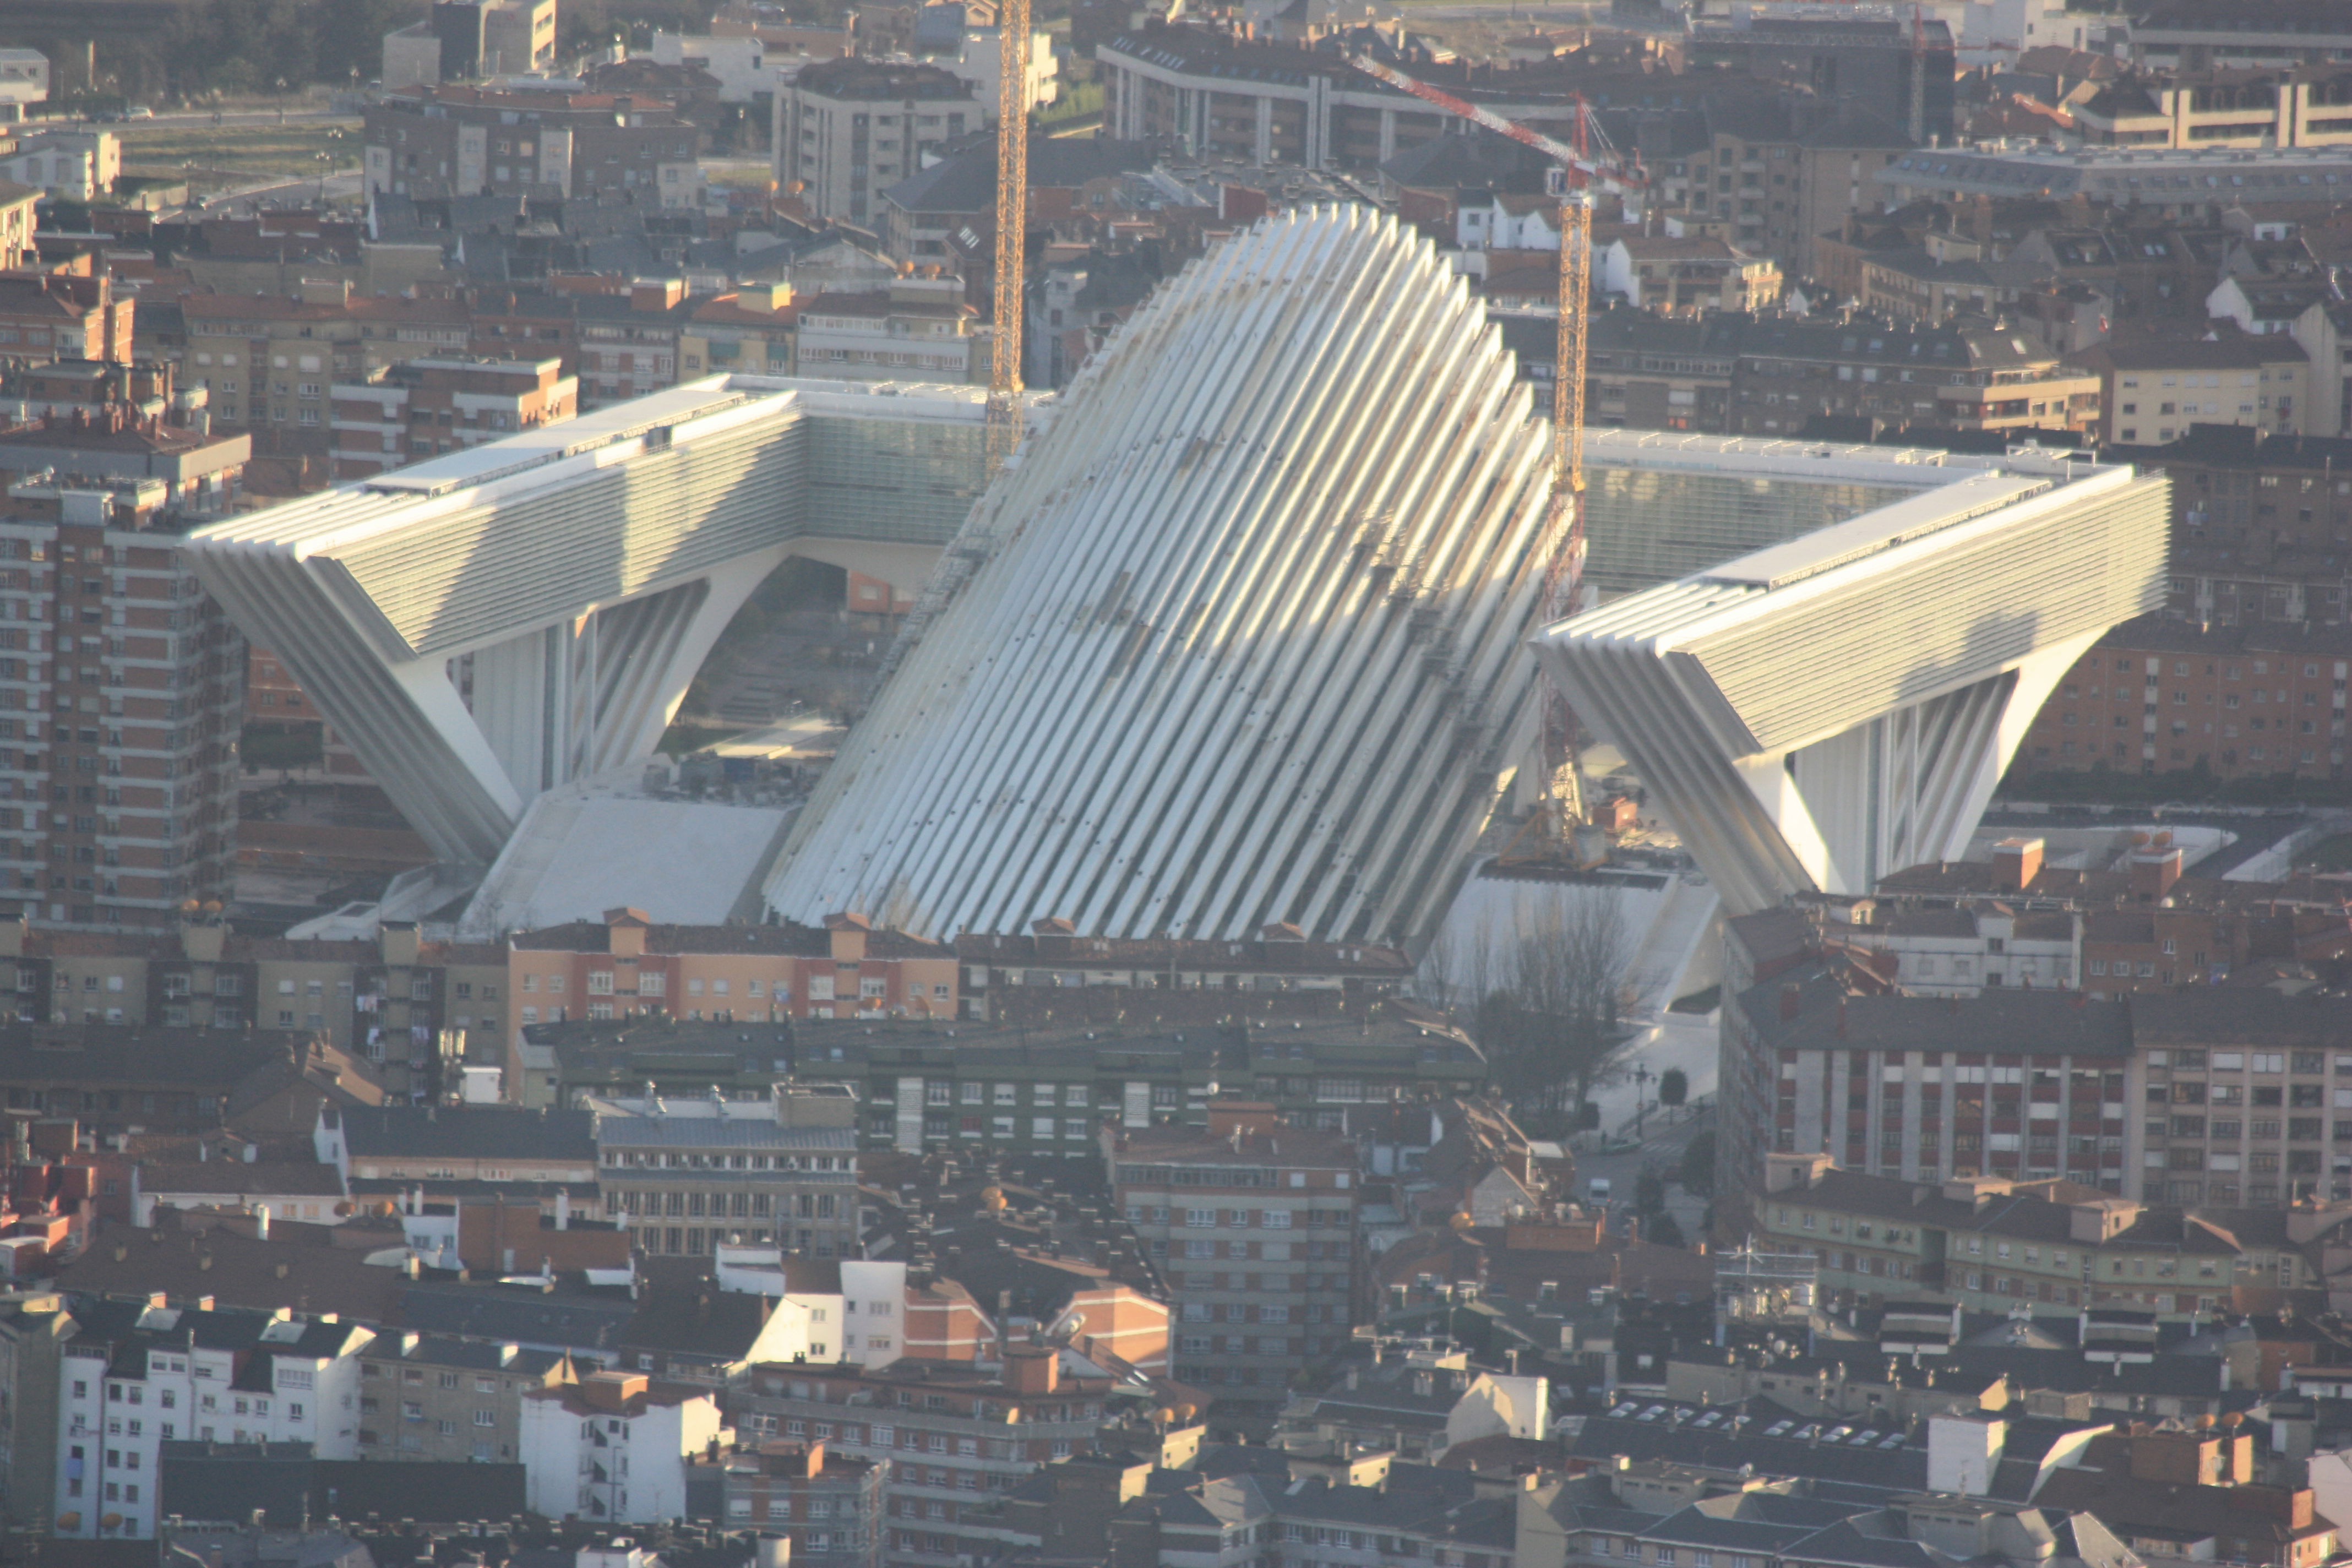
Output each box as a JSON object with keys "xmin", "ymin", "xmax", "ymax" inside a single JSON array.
[
  {"xmin": 1645, "ymin": 1211, "xmax": 1685, "ymax": 1248},
  {"xmin": 1657, "ymin": 1066, "xmax": 1688, "ymax": 1107},
  {"xmin": 1634, "ymin": 1169, "xmax": 1666, "ymax": 1216}
]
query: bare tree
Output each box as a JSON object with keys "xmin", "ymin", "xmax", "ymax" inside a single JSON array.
[{"xmin": 1481, "ymin": 892, "xmax": 1637, "ymax": 1125}]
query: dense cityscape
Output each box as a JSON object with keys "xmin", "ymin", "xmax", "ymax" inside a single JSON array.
[{"xmin": 0, "ymin": 0, "xmax": 2341, "ymax": 1565}]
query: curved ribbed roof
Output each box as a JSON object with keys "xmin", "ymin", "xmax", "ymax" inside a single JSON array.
[{"xmin": 764, "ymin": 205, "xmax": 1558, "ymax": 945}]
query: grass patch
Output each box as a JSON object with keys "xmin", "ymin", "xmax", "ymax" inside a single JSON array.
[
  {"xmin": 2303, "ymin": 834, "xmax": 2352, "ymax": 872},
  {"xmin": 117, "ymin": 121, "xmax": 362, "ymax": 189}
]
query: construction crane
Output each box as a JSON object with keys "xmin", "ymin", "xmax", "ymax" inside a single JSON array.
[
  {"xmin": 986, "ymin": 0, "xmax": 1032, "ymax": 473},
  {"xmin": 1346, "ymin": 57, "xmax": 1641, "ymax": 852}
]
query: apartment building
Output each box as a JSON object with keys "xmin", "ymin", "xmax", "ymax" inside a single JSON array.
[
  {"xmin": 955, "ymin": 922, "xmax": 1413, "ymax": 1011},
  {"xmin": 363, "ymin": 87, "xmax": 705, "ymax": 208},
  {"xmin": 2076, "ymin": 67, "xmax": 2352, "ymax": 149},
  {"xmin": 0, "ymin": 274, "xmax": 133, "ymax": 372},
  {"xmin": 0, "ymin": 919, "xmax": 504, "ymax": 1081},
  {"xmin": 571, "ymin": 281, "xmax": 698, "ymax": 407},
  {"xmin": 0, "ymin": 183, "xmax": 34, "ymax": 271},
  {"xmin": 1730, "ymin": 314, "xmax": 2100, "ymax": 437},
  {"xmin": 2073, "ymin": 331, "xmax": 2310, "ymax": 445},
  {"xmin": 53, "ymin": 1297, "xmax": 373, "ymax": 1539},
  {"xmin": 718, "ymin": 1440, "xmax": 886, "ymax": 1568},
  {"xmin": 1107, "ymin": 1102, "xmax": 1358, "ymax": 1400},
  {"xmin": 1842, "ymin": 837, "xmax": 2352, "ymax": 994},
  {"xmin": 1754, "ymin": 1153, "xmax": 2343, "ymax": 1317},
  {"xmin": 0, "ymin": 481, "xmax": 245, "ymax": 928},
  {"xmin": 1598, "ymin": 235, "xmax": 1783, "ymax": 315},
  {"xmin": 1681, "ymin": 104, "xmax": 1917, "ymax": 281},
  {"xmin": 380, "ymin": 0, "xmax": 558, "ymax": 86},
  {"xmin": 355, "ymin": 1333, "xmax": 575, "ymax": 1466},
  {"xmin": 2104, "ymin": 427, "xmax": 2352, "ymax": 628},
  {"xmin": 178, "ymin": 289, "xmax": 471, "ymax": 439},
  {"xmin": 322, "ymin": 1103, "xmax": 594, "ymax": 1186},
  {"xmin": 733, "ymin": 1347, "xmax": 1146, "ymax": 1568},
  {"xmin": 2013, "ymin": 614, "xmax": 2352, "ymax": 777},
  {"xmin": 595, "ymin": 1087, "xmax": 861, "ymax": 1261},
  {"xmin": 508, "ymin": 906, "xmax": 957, "ymax": 1032},
  {"xmin": 1724, "ymin": 916, "xmax": 2352, "ymax": 1210},
  {"xmin": 0, "ymin": 132, "xmax": 120, "ymax": 203},
  {"xmin": 680, "ymin": 286, "xmax": 797, "ymax": 380},
  {"xmin": 776, "ymin": 60, "xmax": 976, "ymax": 227},
  {"xmin": 328, "ymin": 356, "xmax": 576, "ymax": 481},
  {"xmin": 793, "ymin": 273, "xmax": 977, "ymax": 384},
  {"xmin": 518, "ymin": 1370, "xmax": 723, "ymax": 1524},
  {"xmin": 1565, "ymin": 307, "xmax": 1744, "ymax": 434},
  {"xmin": 839, "ymin": 1005, "xmax": 1482, "ymax": 1152}
]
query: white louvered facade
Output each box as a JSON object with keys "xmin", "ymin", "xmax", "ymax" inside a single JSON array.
[
  {"xmin": 184, "ymin": 380, "xmax": 997, "ymax": 867},
  {"xmin": 763, "ymin": 206, "xmax": 1560, "ymax": 946},
  {"xmin": 1534, "ymin": 461, "xmax": 2173, "ymax": 919}
]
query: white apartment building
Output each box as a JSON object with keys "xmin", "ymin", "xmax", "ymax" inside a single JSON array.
[
  {"xmin": 794, "ymin": 274, "xmax": 977, "ymax": 384},
  {"xmin": 774, "ymin": 58, "xmax": 976, "ymax": 226},
  {"xmin": 519, "ymin": 1369, "xmax": 725, "ymax": 1523},
  {"xmin": 0, "ymin": 50, "xmax": 50, "ymax": 123},
  {"xmin": 55, "ymin": 1299, "xmax": 373, "ymax": 1539},
  {"xmin": 0, "ymin": 132, "xmax": 118, "ymax": 202}
]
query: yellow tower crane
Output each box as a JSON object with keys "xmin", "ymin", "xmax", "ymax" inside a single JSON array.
[
  {"xmin": 1347, "ymin": 58, "xmax": 1642, "ymax": 845},
  {"xmin": 986, "ymin": 0, "xmax": 1033, "ymax": 473}
]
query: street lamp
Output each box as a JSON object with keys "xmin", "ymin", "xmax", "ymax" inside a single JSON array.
[
  {"xmin": 275, "ymin": 77, "xmax": 288, "ymax": 127},
  {"xmin": 1633, "ymin": 1062, "xmax": 1653, "ymax": 1142}
]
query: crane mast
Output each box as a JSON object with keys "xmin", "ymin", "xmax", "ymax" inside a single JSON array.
[
  {"xmin": 987, "ymin": 0, "xmax": 1032, "ymax": 472},
  {"xmin": 1348, "ymin": 56, "xmax": 1639, "ymax": 842}
]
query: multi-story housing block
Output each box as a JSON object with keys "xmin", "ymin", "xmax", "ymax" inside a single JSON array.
[
  {"xmin": 363, "ymin": 87, "xmax": 705, "ymax": 206},
  {"xmin": 318, "ymin": 1104, "xmax": 598, "ymax": 1193},
  {"xmin": 1754, "ymin": 1152, "xmax": 2345, "ymax": 1317},
  {"xmin": 0, "ymin": 274, "xmax": 132, "ymax": 371},
  {"xmin": 1107, "ymin": 1102, "xmax": 1358, "ymax": 1401},
  {"xmin": 954, "ymin": 922, "xmax": 1414, "ymax": 1021},
  {"xmin": 735, "ymin": 1346, "xmax": 1148, "ymax": 1568},
  {"xmin": 2013, "ymin": 615, "xmax": 2352, "ymax": 778},
  {"xmin": 518, "ymin": 1369, "xmax": 723, "ymax": 1523},
  {"xmin": 1723, "ymin": 911, "xmax": 2352, "ymax": 1215},
  {"xmin": 1598, "ymin": 235, "xmax": 1783, "ymax": 315},
  {"xmin": 0, "ymin": 483, "xmax": 244, "ymax": 928},
  {"xmin": 178, "ymin": 289, "xmax": 471, "ymax": 439},
  {"xmin": 2077, "ymin": 67, "xmax": 2352, "ymax": 149},
  {"xmin": 1731, "ymin": 314, "xmax": 2099, "ymax": 439},
  {"xmin": 328, "ymin": 356, "xmax": 576, "ymax": 480},
  {"xmin": 595, "ymin": 1086, "xmax": 861, "ymax": 1262},
  {"xmin": 776, "ymin": 60, "xmax": 976, "ymax": 227},
  {"xmin": 792, "ymin": 274, "xmax": 977, "ymax": 385},
  {"xmin": 53, "ymin": 1297, "xmax": 373, "ymax": 1540},
  {"xmin": 509, "ymin": 907, "xmax": 957, "ymax": 1034},
  {"xmin": 571, "ymin": 281, "xmax": 697, "ymax": 408},
  {"xmin": 0, "ymin": 919, "xmax": 504, "ymax": 1077},
  {"xmin": 1679, "ymin": 101, "xmax": 1918, "ymax": 280},
  {"xmin": 2105, "ymin": 427, "xmax": 2352, "ymax": 628},
  {"xmin": 718, "ymin": 1439, "xmax": 886, "ymax": 1568},
  {"xmin": 2072, "ymin": 330, "xmax": 2310, "ymax": 445},
  {"xmin": 843, "ymin": 1009, "xmax": 1482, "ymax": 1154},
  {"xmin": 355, "ymin": 1332, "xmax": 575, "ymax": 1466},
  {"xmin": 1863, "ymin": 839, "xmax": 2352, "ymax": 989},
  {"xmin": 680, "ymin": 286, "xmax": 797, "ymax": 380}
]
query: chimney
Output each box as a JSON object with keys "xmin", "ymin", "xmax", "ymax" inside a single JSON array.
[
  {"xmin": 557, "ymin": 1189, "xmax": 571, "ymax": 1231},
  {"xmin": 1005, "ymin": 1346, "xmax": 1059, "ymax": 1393},
  {"xmin": 2130, "ymin": 846, "xmax": 2184, "ymax": 901},
  {"xmin": 254, "ymin": 1205, "xmax": 269, "ymax": 1242},
  {"xmin": 1991, "ymin": 837, "xmax": 2043, "ymax": 892}
]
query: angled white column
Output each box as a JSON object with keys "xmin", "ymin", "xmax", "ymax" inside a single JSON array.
[{"xmin": 1539, "ymin": 464, "xmax": 2173, "ymax": 917}]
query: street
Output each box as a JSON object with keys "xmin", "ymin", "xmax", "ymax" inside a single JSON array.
[{"xmin": 1574, "ymin": 1100, "xmax": 1713, "ymax": 1246}]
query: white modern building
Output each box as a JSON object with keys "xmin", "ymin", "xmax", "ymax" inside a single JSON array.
[
  {"xmin": 1536, "ymin": 460, "xmax": 2170, "ymax": 919},
  {"xmin": 56, "ymin": 1300, "xmax": 373, "ymax": 1539},
  {"xmin": 765, "ymin": 205, "xmax": 1561, "ymax": 947},
  {"xmin": 183, "ymin": 379, "xmax": 999, "ymax": 870},
  {"xmin": 519, "ymin": 1369, "xmax": 724, "ymax": 1523},
  {"xmin": 0, "ymin": 50, "xmax": 49, "ymax": 123}
]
